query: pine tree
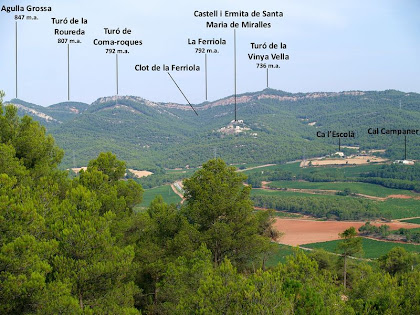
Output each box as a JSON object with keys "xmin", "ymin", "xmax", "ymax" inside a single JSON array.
[{"xmin": 338, "ymin": 227, "xmax": 362, "ymax": 289}]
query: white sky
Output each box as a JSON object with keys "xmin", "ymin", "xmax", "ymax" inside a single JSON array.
[{"xmin": 0, "ymin": 0, "xmax": 419, "ymax": 105}]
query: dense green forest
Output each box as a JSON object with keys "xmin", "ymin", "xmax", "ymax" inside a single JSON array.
[
  {"xmin": 251, "ymin": 194, "xmax": 383, "ymax": 220},
  {"xmin": 2, "ymin": 94, "xmax": 420, "ymax": 314},
  {"xmin": 7, "ymin": 89, "xmax": 420, "ymax": 169}
]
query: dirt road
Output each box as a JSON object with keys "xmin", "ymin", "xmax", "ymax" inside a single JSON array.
[
  {"xmin": 237, "ymin": 164, "xmax": 276, "ymax": 172},
  {"xmin": 170, "ymin": 181, "xmax": 185, "ymax": 203}
]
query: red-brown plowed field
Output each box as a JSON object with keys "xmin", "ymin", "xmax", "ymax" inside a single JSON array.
[{"xmin": 273, "ymin": 219, "xmax": 420, "ymax": 246}]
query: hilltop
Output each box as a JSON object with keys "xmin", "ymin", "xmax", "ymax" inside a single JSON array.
[{"xmin": 6, "ymin": 89, "xmax": 420, "ymax": 169}]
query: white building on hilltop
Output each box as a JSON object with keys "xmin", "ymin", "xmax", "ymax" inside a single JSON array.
[{"xmin": 393, "ymin": 160, "xmax": 415, "ymax": 165}]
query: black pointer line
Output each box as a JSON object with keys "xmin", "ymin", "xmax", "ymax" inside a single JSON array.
[
  {"xmin": 16, "ymin": 22, "xmax": 18, "ymax": 98},
  {"xmin": 68, "ymin": 44, "xmax": 70, "ymax": 100},
  {"xmin": 116, "ymin": 54, "xmax": 119, "ymax": 95},
  {"xmin": 167, "ymin": 72, "xmax": 198, "ymax": 116},
  {"xmin": 234, "ymin": 28, "xmax": 237, "ymax": 121},
  {"xmin": 205, "ymin": 53, "xmax": 208, "ymax": 101}
]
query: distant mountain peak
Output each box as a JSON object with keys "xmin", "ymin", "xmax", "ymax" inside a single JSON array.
[
  {"xmin": 6, "ymin": 99, "xmax": 62, "ymax": 124},
  {"xmin": 48, "ymin": 101, "xmax": 89, "ymax": 113},
  {"xmin": 4, "ymin": 99, "xmax": 90, "ymax": 124}
]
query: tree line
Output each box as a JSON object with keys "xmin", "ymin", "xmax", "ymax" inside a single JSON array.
[
  {"xmin": 251, "ymin": 195, "xmax": 384, "ymax": 220},
  {"xmin": 359, "ymin": 222, "xmax": 420, "ymax": 243},
  {"xmin": 247, "ymin": 164, "xmax": 420, "ymax": 192}
]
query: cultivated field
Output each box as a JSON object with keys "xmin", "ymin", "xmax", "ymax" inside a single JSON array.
[
  {"xmin": 70, "ymin": 167, "xmax": 153, "ymax": 178},
  {"xmin": 70, "ymin": 167, "xmax": 87, "ymax": 173},
  {"xmin": 376, "ymin": 198, "xmax": 420, "ymax": 219},
  {"xmin": 252, "ymin": 182, "xmax": 420, "ymax": 220},
  {"xmin": 244, "ymin": 161, "xmax": 386, "ymax": 178},
  {"xmin": 401, "ymin": 218, "xmax": 420, "ymax": 224},
  {"xmin": 300, "ymin": 156, "xmax": 388, "ymax": 167},
  {"xmin": 128, "ymin": 169, "xmax": 153, "ymax": 178},
  {"xmin": 267, "ymin": 180, "xmax": 417, "ymax": 198},
  {"xmin": 136, "ymin": 185, "xmax": 182, "ymax": 209},
  {"xmin": 170, "ymin": 180, "xmax": 185, "ymax": 201},
  {"xmin": 237, "ymin": 164, "xmax": 276, "ymax": 172},
  {"xmin": 304, "ymin": 238, "xmax": 420, "ymax": 259},
  {"xmin": 273, "ymin": 218, "xmax": 420, "ymax": 246},
  {"xmin": 243, "ymin": 162, "xmax": 301, "ymax": 175}
]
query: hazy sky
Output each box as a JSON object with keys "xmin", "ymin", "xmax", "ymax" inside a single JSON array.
[{"xmin": 0, "ymin": 0, "xmax": 419, "ymax": 106}]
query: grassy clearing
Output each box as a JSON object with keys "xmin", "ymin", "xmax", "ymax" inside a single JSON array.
[
  {"xmin": 268, "ymin": 180, "xmax": 415, "ymax": 198},
  {"xmin": 304, "ymin": 238, "xmax": 420, "ymax": 259},
  {"xmin": 136, "ymin": 185, "xmax": 182, "ymax": 209}
]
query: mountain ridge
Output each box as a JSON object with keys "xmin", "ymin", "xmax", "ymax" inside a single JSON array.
[
  {"xmin": 5, "ymin": 89, "xmax": 419, "ymax": 169},
  {"xmin": 5, "ymin": 88, "xmax": 414, "ymax": 118}
]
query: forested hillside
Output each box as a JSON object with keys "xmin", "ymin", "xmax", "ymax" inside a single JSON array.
[
  {"xmin": 7, "ymin": 89, "xmax": 420, "ymax": 169},
  {"xmin": 1, "ymin": 93, "xmax": 420, "ymax": 314},
  {"xmin": 6, "ymin": 98, "xmax": 89, "ymax": 124}
]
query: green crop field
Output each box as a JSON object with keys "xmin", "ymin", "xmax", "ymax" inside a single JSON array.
[
  {"xmin": 268, "ymin": 180, "xmax": 415, "ymax": 198},
  {"xmin": 165, "ymin": 168, "xmax": 196, "ymax": 176},
  {"xmin": 242, "ymin": 161, "xmax": 305, "ymax": 175},
  {"xmin": 304, "ymin": 238, "xmax": 420, "ymax": 259},
  {"xmin": 242, "ymin": 164, "xmax": 282, "ymax": 175},
  {"xmin": 244, "ymin": 162, "xmax": 385, "ymax": 177},
  {"xmin": 136, "ymin": 185, "xmax": 182, "ymax": 209},
  {"xmin": 234, "ymin": 162, "xmax": 267, "ymax": 169},
  {"xmin": 406, "ymin": 228, "xmax": 420, "ymax": 233},
  {"xmin": 274, "ymin": 162, "xmax": 303, "ymax": 173},
  {"xmin": 376, "ymin": 199, "xmax": 420, "ymax": 219},
  {"xmin": 251, "ymin": 187, "xmax": 368, "ymax": 201},
  {"xmin": 301, "ymin": 164, "xmax": 384, "ymax": 177},
  {"xmin": 251, "ymin": 189, "xmax": 321, "ymax": 198},
  {"xmin": 401, "ymin": 218, "xmax": 420, "ymax": 224}
]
